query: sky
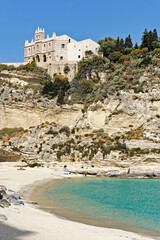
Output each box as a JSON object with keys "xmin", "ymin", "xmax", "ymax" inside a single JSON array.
[{"xmin": 1, "ymin": 0, "xmax": 160, "ymax": 62}]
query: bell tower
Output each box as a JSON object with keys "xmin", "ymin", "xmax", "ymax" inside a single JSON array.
[{"xmin": 35, "ymin": 27, "xmax": 45, "ymax": 42}]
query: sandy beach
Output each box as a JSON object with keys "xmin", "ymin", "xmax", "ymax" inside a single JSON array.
[{"xmin": 0, "ymin": 162, "xmax": 157, "ymax": 240}]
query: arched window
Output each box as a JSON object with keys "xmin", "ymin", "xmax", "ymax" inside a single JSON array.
[
  {"xmin": 49, "ymin": 43, "xmax": 51, "ymax": 49},
  {"xmin": 36, "ymin": 45, "xmax": 39, "ymax": 52},
  {"xmin": 43, "ymin": 55, "xmax": 47, "ymax": 62},
  {"xmin": 36, "ymin": 55, "xmax": 40, "ymax": 62},
  {"xmin": 43, "ymin": 44, "xmax": 46, "ymax": 51}
]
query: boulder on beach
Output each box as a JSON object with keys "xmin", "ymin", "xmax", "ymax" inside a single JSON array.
[
  {"xmin": 0, "ymin": 185, "xmax": 7, "ymax": 191},
  {"xmin": 0, "ymin": 214, "xmax": 8, "ymax": 221},
  {"xmin": 0, "ymin": 199, "xmax": 11, "ymax": 208}
]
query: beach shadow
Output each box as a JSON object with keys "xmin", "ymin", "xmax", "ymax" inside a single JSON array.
[{"xmin": 0, "ymin": 222, "xmax": 35, "ymax": 240}]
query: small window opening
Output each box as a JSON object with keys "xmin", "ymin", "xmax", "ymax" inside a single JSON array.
[
  {"xmin": 78, "ymin": 55, "xmax": 81, "ymax": 59},
  {"xmin": 61, "ymin": 44, "xmax": 65, "ymax": 48},
  {"xmin": 36, "ymin": 55, "xmax": 40, "ymax": 62},
  {"xmin": 43, "ymin": 55, "xmax": 47, "ymax": 62},
  {"xmin": 60, "ymin": 56, "xmax": 63, "ymax": 60}
]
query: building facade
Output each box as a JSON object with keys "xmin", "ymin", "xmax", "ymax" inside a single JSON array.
[
  {"xmin": 24, "ymin": 27, "xmax": 99, "ymax": 64},
  {"xmin": 24, "ymin": 27, "xmax": 99, "ymax": 80}
]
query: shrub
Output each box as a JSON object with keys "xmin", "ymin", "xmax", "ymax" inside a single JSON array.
[
  {"xmin": 85, "ymin": 50, "xmax": 93, "ymax": 57},
  {"xmin": 64, "ymin": 65, "xmax": 70, "ymax": 74},
  {"xmin": 12, "ymin": 147, "xmax": 20, "ymax": 152},
  {"xmin": 59, "ymin": 126, "xmax": 70, "ymax": 135},
  {"xmin": 78, "ymin": 79, "xmax": 94, "ymax": 95},
  {"xmin": 123, "ymin": 48, "xmax": 132, "ymax": 54},
  {"xmin": 108, "ymin": 85, "xmax": 116, "ymax": 95},
  {"xmin": 71, "ymin": 128, "xmax": 75, "ymax": 134},
  {"xmin": 57, "ymin": 151, "xmax": 63, "ymax": 159},
  {"xmin": 0, "ymin": 128, "xmax": 24, "ymax": 139},
  {"xmin": 28, "ymin": 163, "xmax": 41, "ymax": 168},
  {"xmin": 130, "ymin": 49, "xmax": 141, "ymax": 55},
  {"xmin": 141, "ymin": 47, "xmax": 148, "ymax": 53},
  {"xmin": 42, "ymin": 78, "xmax": 70, "ymax": 105},
  {"xmin": 154, "ymin": 48, "xmax": 160, "ymax": 53},
  {"xmin": 108, "ymin": 51, "xmax": 122, "ymax": 62},
  {"xmin": 7, "ymin": 65, "xmax": 16, "ymax": 71},
  {"xmin": 46, "ymin": 130, "xmax": 58, "ymax": 135},
  {"xmin": 0, "ymin": 64, "xmax": 9, "ymax": 71},
  {"xmin": 23, "ymin": 61, "xmax": 36, "ymax": 72},
  {"xmin": 119, "ymin": 54, "xmax": 130, "ymax": 62},
  {"xmin": 76, "ymin": 55, "xmax": 107, "ymax": 81}
]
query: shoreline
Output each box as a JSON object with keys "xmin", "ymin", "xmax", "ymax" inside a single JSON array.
[
  {"xmin": 0, "ymin": 163, "xmax": 158, "ymax": 240},
  {"xmin": 29, "ymin": 177, "xmax": 159, "ymax": 240}
]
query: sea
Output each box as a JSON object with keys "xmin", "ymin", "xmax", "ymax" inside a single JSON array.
[{"xmin": 39, "ymin": 178, "xmax": 160, "ymax": 238}]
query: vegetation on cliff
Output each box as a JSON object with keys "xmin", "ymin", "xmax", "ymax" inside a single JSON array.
[{"xmin": 40, "ymin": 28, "xmax": 160, "ymax": 107}]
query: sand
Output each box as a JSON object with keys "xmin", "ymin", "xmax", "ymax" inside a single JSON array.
[{"xmin": 0, "ymin": 162, "xmax": 157, "ymax": 240}]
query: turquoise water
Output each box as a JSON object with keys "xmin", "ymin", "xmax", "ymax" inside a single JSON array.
[{"xmin": 44, "ymin": 178, "xmax": 160, "ymax": 236}]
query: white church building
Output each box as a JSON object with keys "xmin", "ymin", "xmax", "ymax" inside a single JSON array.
[
  {"xmin": 2, "ymin": 28, "xmax": 100, "ymax": 81},
  {"xmin": 24, "ymin": 27, "xmax": 99, "ymax": 64},
  {"xmin": 23, "ymin": 27, "xmax": 99, "ymax": 80}
]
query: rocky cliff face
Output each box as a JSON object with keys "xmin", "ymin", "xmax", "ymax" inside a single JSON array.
[{"xmin": 0, "ymin": 70, "xmax": 160, "ymax": 176}]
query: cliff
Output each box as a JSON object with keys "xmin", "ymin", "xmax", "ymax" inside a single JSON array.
[{"xmin": 0, "ymin": 64, "xmax": 160, "ymax": 177}]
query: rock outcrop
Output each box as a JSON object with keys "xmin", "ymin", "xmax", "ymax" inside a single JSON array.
[{"xmin": 0, "ymin": 70, "xmax": 160, "ymax": 177}]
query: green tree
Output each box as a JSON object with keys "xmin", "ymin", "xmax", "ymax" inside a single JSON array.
[
  {"xmin": 78, "ymin": 79, "xmax": 94, "ymax": 95},
  {"xmin": 125, "ymin": 34, "xmax": 133, "ymax": 48},
  {"xmin": 152, "ymin": 29, "xmax": 158, "ymax": 42},
  {"xmin": 152, "ymin": 41, "xmax": 160, "ymax": 49},
  {"xmin": 141, "ymin": 28, "xmax": 159, "ymax": 50},
  {"xmin": 120, "ymin": 38, "xmax": 125, "ymax": 52},
  {"xmin": 134, "ymin": 42, "xmax": 139, "ymax": 49},
  {"xmin": 98, "ymin": 37, "xmax": 116, "ymax": 57},
  {"xmin": 42, "ymin": 78, "xmax": 70, "ymax": 105},
  {"xmin": 141, "ymin": 28, "xmax": 149, "ymax": 49},
  {"xmin": 116, "ymin": 37, "xmax": 121, "ymax": 51}
]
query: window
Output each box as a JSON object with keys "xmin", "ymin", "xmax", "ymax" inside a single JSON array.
[
  {"xmin": 95, "ymin": 48, "xmax": 98, "ymax": 52},
  {"xmin": 49, "ymin": 43, "xmax": 51, "ymax": 49},
  {"xmin": 61, "ymin": 44, "xmax": 65, "ymax": 48},
  {"xmin": 78, "ymin": 55, "xmax": 81, "ymax": 59},
  {"xmin": 43, "ymin": 55, "xmax": 47, "ymax": 62},
  {"xmin": 36, "ymin": 55, "xmax": 40, "ymax": 62},
  {"xmin": 28, "ymin": 48, "xmax": 30, "ymax": 55},
  {"xmin": 79, "ymin": 49, "xmax": 81, "ymax": 51},
  {"xmin": 60, "ymin": 56, "xmax": 63, "ymax": 60},
  {"xmin": 69, "ymin": 39, "xmax": 71, "ymax": 43}
]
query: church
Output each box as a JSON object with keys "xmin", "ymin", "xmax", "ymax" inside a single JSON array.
[{"xmin": 24, "ymin": 27, "xmax": 99, "ymax": 64}]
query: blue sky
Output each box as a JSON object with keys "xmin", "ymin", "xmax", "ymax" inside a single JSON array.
[{"xmin": 1, "ymin": 0, "xmax": 160, "ymax": 62}]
